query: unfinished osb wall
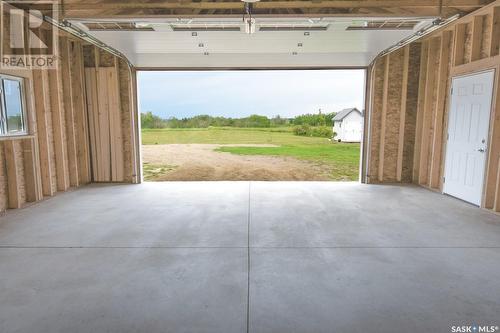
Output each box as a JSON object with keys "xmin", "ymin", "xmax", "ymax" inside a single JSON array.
[
  {"xmin": 365, "ymin": 1, "xmax": 500, "ymax": 212},
  {"xmin": 366, "ymin": 43, "xmax": 421, "ymax": 184},
  {"xmin": 0, "ymin": 9, "xmax": 139, "ymax": 213}
]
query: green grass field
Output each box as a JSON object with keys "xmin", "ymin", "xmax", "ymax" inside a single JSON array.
[{"xmin": 142, "ymin": 127, "xmax": 360, "ymax": 180}]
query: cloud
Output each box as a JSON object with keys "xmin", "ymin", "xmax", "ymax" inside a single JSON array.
[{"xmin": 138, "ymin": 70, "xmax": 365, "ymax": 119}]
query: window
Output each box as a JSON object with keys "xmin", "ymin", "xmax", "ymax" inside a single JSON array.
[{"xmin": 0, "ymin": 75, "xmax": 26, "ymax": 136}]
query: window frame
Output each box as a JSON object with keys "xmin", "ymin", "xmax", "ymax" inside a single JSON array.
[{"xmin": 0, "ymin": 74, "xmax": 28, "ymax": 137}]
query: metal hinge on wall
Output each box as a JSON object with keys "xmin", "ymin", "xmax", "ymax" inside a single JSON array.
[{"xmin": 443, "ymin": 176, "xmax": 446, "ymax": 183}]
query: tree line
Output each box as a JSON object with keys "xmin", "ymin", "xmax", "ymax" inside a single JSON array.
[{"xmin": 141, "ymin": 112, "xmax": 336, "ymax": 129}]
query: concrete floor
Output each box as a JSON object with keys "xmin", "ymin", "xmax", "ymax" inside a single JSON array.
[{"xmin": 0, "ymin": 182, "xmax": 499, "ymax": 333}]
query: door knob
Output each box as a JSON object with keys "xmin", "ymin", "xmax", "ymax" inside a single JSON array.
[{"xmin": 477, "ymin": 148, "xmax": 485, "ymax": 152}]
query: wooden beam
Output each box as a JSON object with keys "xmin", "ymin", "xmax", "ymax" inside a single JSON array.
[
  {"xmin": 84, "ymin": 67, "xmax": 99, "ymax": 182},
  {"xmin": 32, "ymin": 69, "xmax": 55, "ymax": 197},
  {"xmin": 128, "ymin": 66, "xmax": 141, "ymax": 184},
  {"xmin": 483, "ymin": 61, "xmax": 500, "ymax": 209},
  {"xmin": 470, "ymin": 15, "xmax": 484, "ymax": 62},
  {"xmin": 361, "ymin": 63, "xmax": 372, "ymax": 184},
  {"xmin": 60, "ymin": 37, "xmax": 80, "ymax": 187},
  {"xmin": 71, "ymin": 41, "xmax": 91, "ymax": 184},
  {"xmin": 97, "ymin": 68, "xmax": 112, "ymax": 181},
  {"xmin": 48, "ymin": 46, "xmax": 70, "ymax": 192},
  {"xmin": 396, "ymin": 46, "xmax": 410, "ymax": 182},
  {"xmin": 378, "ymin": 55, "xmax": 390, "ymax": 182},
  {"xmin": 4, "ymin": 141, "xmax": 21, "ymax": 209},
  {"xmin": 429, "ymin": 31, "xmax": 452, "ymax": 189},
  {"xmin": 365, "ymin": 63, "xmax": 378, "ymax": 183},
  {"xmin": 418, "ymin": 37, "xmax": 440, "ymax": 186},
  {"xmin": 110, "ymin": 59, "xmax": 124, "ymax": 181},
  {"xmin": 453, "ymin": 23, "xmax": 467, "ymax": 66}
]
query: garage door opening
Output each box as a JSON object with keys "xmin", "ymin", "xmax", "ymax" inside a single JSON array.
[{"xmin": 138, "ymin": 69, "xmax": 366, "ymax": 181}]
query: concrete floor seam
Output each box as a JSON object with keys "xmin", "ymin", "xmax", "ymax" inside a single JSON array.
[
  {"xmin": 0, "ymin": 246, "xmax": 249, "ymax": 249},
  {"xmin": 247, "ymin": 181, "xmax": 252, "ymax": 333},
  {"xmin": 1, "ymin": 246, "xmax": 500, "ymax": 249}
]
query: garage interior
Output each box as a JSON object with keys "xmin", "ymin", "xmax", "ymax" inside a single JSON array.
[{"xmin": 1, "ymin": 0, "xmax": 500, "ymax": 332}]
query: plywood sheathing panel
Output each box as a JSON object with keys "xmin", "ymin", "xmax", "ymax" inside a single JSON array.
[
  {"xmin": 383, "ymin": 49, "xmax": 404, "ymax": 182},
  {"xmin": 453, "ymin": 24, "xmax": 467, "ymax": 66},
  {"xmin": 83, "ymin": 45, "xmax": 96, "ymax": 67},
  {"xmin": 99, "ymin": 49, "xmax": 115, "ymax": 67},
  {"xmin": 23, "ymin": 137, "xmax": 42, "ymax": 203},
  {"xmin": 396, "ymin": 46, "xmax": 410, "ymax": 182},
  {"xmin": 413, "ymin": 41, "xmax": 429, "ymax": 182},
  {"xmin": 14, "ymin": 140, "xmax": 26, "ymax": 205},
  {"xmin": 480, "ymin": 14, "xmax": 492, "ymax": 59},
  {"xmin": 490, "ymin": 7, "xmax": 500, "ymax": 57},
  {"xmin": 367, "ymin": 58, "xmax": 386, "ymax": 182},
  {"xmin": 402, "ymin": 43, "xmax": 421, "ymax": 183},
  {"xmin": 118, "ymin": 60, "xmax": 134, "ymax": 183},
  {"xmin": 463, "ymin": 22, "xmax": 474, "ymax": 64},
  {"xmin": 470, "ymin": 16, "xmax": 485, "ymax": 62}
]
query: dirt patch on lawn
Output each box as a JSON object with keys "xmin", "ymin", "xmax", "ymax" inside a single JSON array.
[{"xmin": 142, "ymin": 144, "xmax": 332, "ymax": 181}]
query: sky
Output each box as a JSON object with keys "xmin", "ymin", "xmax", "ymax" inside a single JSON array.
[{"xmin": 138, "ymin": 70, "xmax": 365, "ymax": 119}]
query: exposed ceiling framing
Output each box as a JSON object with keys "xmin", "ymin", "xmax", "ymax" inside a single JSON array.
[{"xmin": 46, "ymin": 0, "xmax": 493, "ymax": 19}]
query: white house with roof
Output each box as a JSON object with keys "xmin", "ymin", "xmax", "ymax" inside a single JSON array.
[{"xmin": 332, "ymin": 108, "xmax": 364, "ymax": 142}]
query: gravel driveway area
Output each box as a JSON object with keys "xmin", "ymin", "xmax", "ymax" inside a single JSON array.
[{"xmin": 142, "ymin": 144, "xmax": 331, "ymax": 181}]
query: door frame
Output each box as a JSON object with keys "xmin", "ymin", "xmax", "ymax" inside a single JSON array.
[{"xmin": 442, "ymin": 68, "xmax": 496, "ymax": 206}]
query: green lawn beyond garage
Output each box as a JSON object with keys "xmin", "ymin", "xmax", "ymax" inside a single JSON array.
[{"xmin": 142, "ymin": 127, "xmax": 360, "ymax": 180}]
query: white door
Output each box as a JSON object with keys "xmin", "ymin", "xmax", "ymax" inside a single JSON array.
[{"xmin": 443, "ymin": 70, "xmax": 494, "ymax": 205}]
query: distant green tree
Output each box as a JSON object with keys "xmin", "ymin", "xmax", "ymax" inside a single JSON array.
[
  {"xmin": 241, "ymin": 114, "xmax": 271, "ymax": 128},
  {"xmin": 141, "ymin": 112, "xmax": 167, "ymax": 128},
  {"xmin": 292, "ymin": 112, "xmax": 336, "ymax": 127}
]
